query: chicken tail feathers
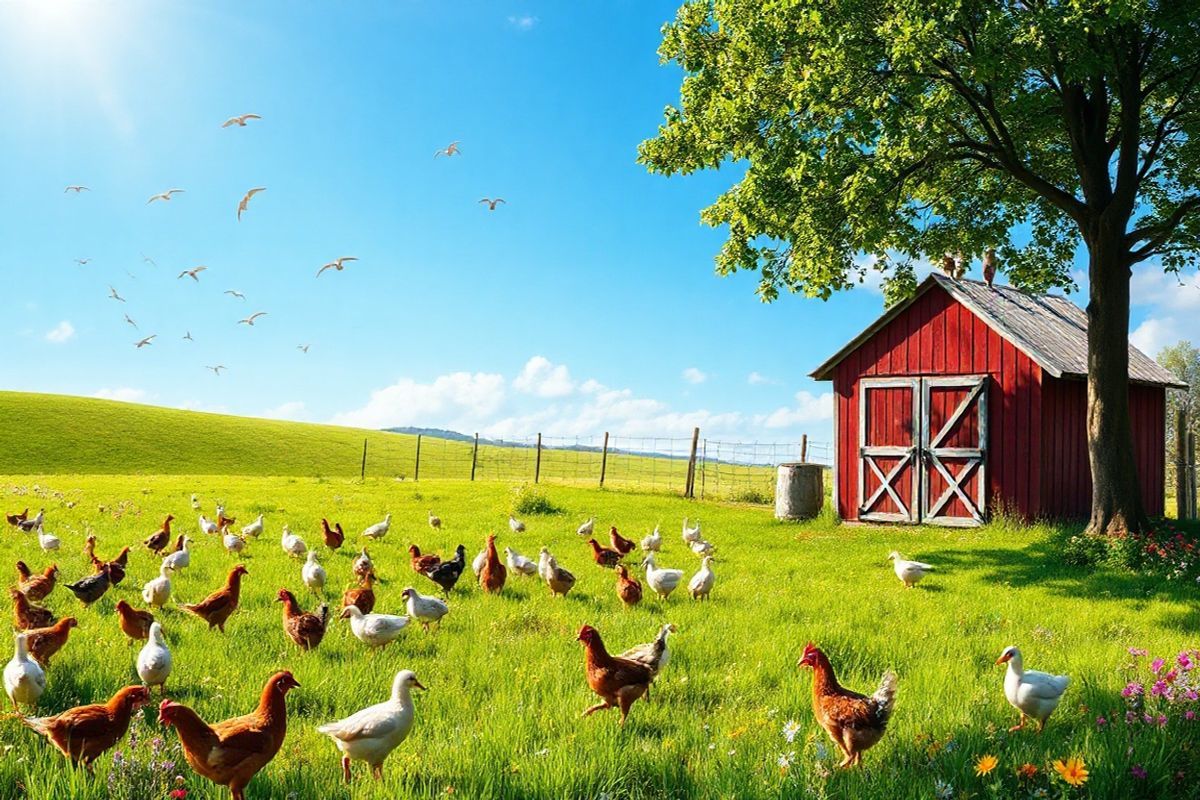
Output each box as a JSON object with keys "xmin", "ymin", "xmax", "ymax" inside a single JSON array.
[
  {"xmin": 872, "ymin": 670, "xmax": 899, "ymax": 722},
  {"xmin": 317, "ymin": 603, "xmax": 330, "ymax": 629}
]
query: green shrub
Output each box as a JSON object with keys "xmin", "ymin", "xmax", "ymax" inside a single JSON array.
[
  {"xmin": 729, "ymin": 486, "xmax": 773, "ymax": 505},
  {"xmin": 510, "ymin": 484, "xmax": 564, "ymax": 516}
]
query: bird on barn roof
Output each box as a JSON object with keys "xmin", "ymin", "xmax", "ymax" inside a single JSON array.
[
  {"xmin": 983, "ymin": 247, "xmax": 997, "ymax": 288},
  {"xmin": 940, "ymin": 253, "xmax": 957, "ymax": 277}
]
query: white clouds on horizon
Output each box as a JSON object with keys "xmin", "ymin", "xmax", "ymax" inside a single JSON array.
[
  {"xmin": 45, "ymin": 321, "xmax": 75, "ymax": 343},
  {"xmin": 330, "ymin": 371, "xmax": 507, "ymax": 431},
  {"xmin": 755, "ymin": 390, "xmax": 834, "ymax": 429},
  {"xmin": 513, "ymin": 356, "xmax": 574, "ymax": 398},
  {"xmin": 262, "ymin": 401, "xmax": 308, "ymax": 421}
]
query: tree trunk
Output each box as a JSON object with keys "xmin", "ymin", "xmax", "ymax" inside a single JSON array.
[{"xmin": 1084, "ymin": 227, "xmax": 1149, "ymax": 536}]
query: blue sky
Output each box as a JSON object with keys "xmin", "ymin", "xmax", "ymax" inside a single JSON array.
[{"xmin": 2, "ymin": 0, "xmax": 1194, "ymax": 451}]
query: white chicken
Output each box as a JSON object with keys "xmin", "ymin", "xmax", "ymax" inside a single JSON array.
[
  {"xmin": 352, "ymin": 548, "xmax": 373, "ymax": 579},
  {"xmin": 576, "ymin": 517, "xmax": 594, "ymax": 537},
  {"xmin": 198, "ymin": 515, "xmax": 220, "ymax": 536},
  {"xmin": 362, "ymin": 514, "xmax": 391, "ymax": 541},
  {"xmin": 504, "ymin": 547, "xmax": 537, "ymax": 576},
  {"xmin": 996, "ymin": 646, "xmax": 1070, "ymax": 732},
  {"xmin": 642, "ymin": 553, "xmax": 684, "ymax": 600},
  {"xmin": 142, "ymin": 562, "xmax": 173, "ymax": 608},
  {"xmin": 4, "ymin": 633, "xmax": 45, "ymax": 710},
  {"xmin": 161, "ymin": 537, "xmax": 192, "ymax": 571},
  {"xmin": 136, "ymin": 622, "xmax": 172, "ymax": 692},
  {"xmin": 317, "ymin": 669, "xmax": 425, "ymax": 782},
  {"xmin": 223, "ymin": 531, "xmax": 247, "ymax": 554},
  {"xmin": 681, "ymin": 517, "xmax": 702, "ymax": 544},
  {"xmin": 302, "ymin": 551, "xmax": 327, "ymax": 594},
  {"xmin": 641, "ymin": 525, "xmax": 662, "ymax": 552},
  {"xmin": 341, "ymin": 605, "xmax": 410, "ymax": 648},
  {"xmin": 688, "ymin": 555, "xmax": 715, "ymax": 600},
  {"xmin": 281, "ymin": 524, "xmax": 307, "ymax": 558},
  {"xmin": 37, "ymin": 527, "xmax": 60, "ymax": 552},
  {"xmin": 472, "ymin": 548, "xmax": 488, "ymax": 577},
  {"xmin": 620, "ymin": 622, "xmax": 676, "ymax": 679},
  {"xmin": 888, "ymin": 552, "xmax": 935, "ymax": 588},
  {"xmin": 190, "ymin": 494, "xmax": 201, "ymax": 511},
  {"xmin": 508, "ymin": 515, "xmax": 525, "ymax": 533},
  {"xmin": 242, "ymin": 514, "xmax": 265, "ymax": 538},
  {"xmin": 401, "ymin": 587, "xmax": 449, "ymax": 630}
]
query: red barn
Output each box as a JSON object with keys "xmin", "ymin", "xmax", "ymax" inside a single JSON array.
[{"xmin": 811, "ymin": 273, "xmax": 1183, "ymax": 526}]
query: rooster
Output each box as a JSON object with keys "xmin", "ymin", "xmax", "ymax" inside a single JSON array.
[
  {"xmin": 478, "ymin": 535, "xmax": 506, "ymax": 594},
  {"xmin": 277, "ymin": 588, "xmax": 329, "ymax": 650},
  {"xmin": 159, "ymin": 671, "xmax": 299, "ymax": 800},
  {"xmin": 21, "ymin": 685, "xmax": 150, "ymax": 770},
  {"xmin": 608, "ymin": 526, "xmax": 636, "ymax": 556},
  {"xmin": 577, "ymin": 625, "xmax": 652, "ymax": 725},
  {"xmin": 797, "ymin": 643, "xmax": 897, "ymax": 768},
  {"xmin": 321, "ymin": 518, "xmax": 344, "ymax": 550}
]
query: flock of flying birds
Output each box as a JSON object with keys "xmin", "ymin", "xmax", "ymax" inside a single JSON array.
[{"xmin": 64, "ymin": 117, "xmax": 500, "ymax": 376}]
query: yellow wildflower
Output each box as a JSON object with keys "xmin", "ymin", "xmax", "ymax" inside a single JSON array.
[
  {"xmin": 974, "ymin": 754, "xmax": 999, "ymax": 777},
  {"xmin": 1053, "ymin": 757, "xmax": 1089, "ymax": 787}
]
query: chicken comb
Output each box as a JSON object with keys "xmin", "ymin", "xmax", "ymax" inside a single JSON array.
[{"xmin": 802, "ymin": 641, "xmax": 819, "ymax": 656}]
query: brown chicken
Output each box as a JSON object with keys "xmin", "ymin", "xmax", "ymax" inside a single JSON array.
[
  {"xmin": 615, "ymin": 565, "xmax": 643, "ymax": 607},
  {"xmin": 577, "ymin": 624, "xmax": 652, "ymax": 725},
  {"xmin": 181, "ymin": 564, "xmax": 248, "ymax": 633},
  {"xmin": 144, "ymin": 514, "xmax": 175, "ymax": 553},
  {"xmin": 608, "ymin": 526, "xmax": 637, "ymax": 556},
  {"xmin": 16, "ymin": 561, "xmax": 57, "ymax": 601},
  {"xmin": 5, "ymin": 507, "xmax": 29, "ymax": 527},
  {"xmin": 115, "ymin": 599, "xmax": 155, "ymax": 643},
  {"xmin": 168, "ymin": 533, "xmax": 186, "ymax": 554},
  {"xmin": 797, "ymin": 643, "xmax": 898, "ymax": 768},
  {"xmin": 21, "ymin": 685, "xmax": 150, "ymax": 770},
  {"xmin": 588, "ymin": 538, "xmax": 623, "ymax": 568},
  {"xmin": 479, "ymin": 534, "xmax": 506, "ymax": 594},
  {"xmin": 277, "ymin": 588, "xmax": 329, "ymax": 650},
  {"xmin": 321, "ymin": 518, "xmax": 344, "ymax": 550},
  {"xmin": 409, "ymin": 544, "xmax": 441, "ymax": 574},
  {"xmin": 12, "ymin": 588, "xmax": 55, "ymax": 630},
  {"xmin": 341, "ymin": 571, "xmax": 377, "ymax": 615},
  {"xmin": 159, "ymin": 671, "xmax": 299, "ymax": 800},
  {"xmin": 24, "ymin": 617, "xmax": 78, "ymax": 666},
  {"xmin": 103, "ymin": 547, "xmax": 131, "ymax": 585},
  {"xmin": 217, "ymin": 509, "xmax": 236, "ymax": 530}
]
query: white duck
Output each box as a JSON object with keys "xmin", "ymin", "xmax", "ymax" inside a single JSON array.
[
  {"xmin": 504, "ymin": 547, "xmax": 537, "ymax": 576},
  {"xmin": 242, "ymin": 514, "xmax": 264, "ymax": 538},
  {"xmin": 281, "ymin": 524, "xmax": 307, "ymax": 558},
  {"xmin": 576, "ymin": 517, "xmax": 594, "ymax": 537},
  {"xmin": 537, "ymin": 547, "xmax": 555, "ymax": 582},
  {"xmin": 888, "ymin": 552, "xmax": 935, "ymax": 588},
  {"xmin": 142, "ymin": 562, "xmax": 173, "ymax": 608},
  {"xmin": 223, "ymin": 531, "xmax": 247, "ymax": 554},
  {"xmin": 996, "ymin": 646, "xmax": 1070, "ymax": 732},
  {"xmin": 641, "ymin": 524, "xmax": 662, "ymax": 552},
  {"xmin": 681, "ymin": 517, "xmax": 702, "ymax": 544},
  {"xmin": 4, "ymin": 633, "xmax": 45, "ymax": 710},
  {"xmin": 401, "ymin": 587, "xmax": 448, "ymax": 630},
  {"xmin": 508, "ymin": 515, "xmax": 525, "ymax": 533},
  {"xmin": 689, "ymin": 538, "xmax": 714, "ymax": 556},
  {"xmin": 341, "ymin": 605, "xmax": 410, "ymax": 648},
  {"xmin": 162, "ymin": 536, "xmax": 192, "ymax": 571},
  {"xmin": 317, "ymin": 669, "xmax": 425, "ymax": 782},
  {"xmin": 199, "ymin": 515, "xmax": 220, "ymax": 536},
  {"xmin": 302, "ymin": 551, "xmax": 327, "ymax": 594},
  {"xmin": 472, "ymin": 548, "xmax": 488, "ymax": 577},
  {"xmin": 688, "ymin": 555, "xmax": 715, "ymax": 600},
  {"xmin": 362, "ymin": 514, "xmax": 391, "ymax": 541},
  {"xmin": 136, "ymin": 622, "xmax": 172, "ymax": 691},
  {"xmin": 37, "ymin": 527, "xmax": 60, "ymax": 552},
  {"xmin": 642, "ymin": 553, "xmax": 684, "ymax": 600}
]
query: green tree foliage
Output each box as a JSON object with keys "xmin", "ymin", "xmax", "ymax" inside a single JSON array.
[{"xmin": 1158, "ymin": 339, "xmax": 1200, "ymax": 490}]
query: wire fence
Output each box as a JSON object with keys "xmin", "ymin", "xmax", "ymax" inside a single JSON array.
[{"xmin": 365, "ymin": 430, "xmax": 831, "ymax": 503}]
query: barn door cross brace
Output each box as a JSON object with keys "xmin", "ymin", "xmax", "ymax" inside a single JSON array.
[{"xmin": 862, "ymin": 452, "xmax": 912, "ymax": 518}]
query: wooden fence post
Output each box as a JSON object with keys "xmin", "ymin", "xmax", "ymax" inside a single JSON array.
[
  {"xmin": 470, "ymin": 433, "xmax": 479, "ymax": 481},
  {"xmin": 414, "ymin": 434, "xmax": 422, "ymax": 481},
  {"xmin": 1190, "ymin": 431, "xmax": 1197, "ymax": 520},
  {"xmin": 1177, "ymin": 410, "xmax": 1188, "ymax": 520},
  {"xmin": 600, "ymin": 432, "xmax": 610, "ymax": 487},
  {"xmin": 685, "ymin": 427, "xmax": 700, "ymax": 498},
  {"xmin": 800, "ymin": 434, "xmax": 808, "ymax": 463},
  {"xmin": 360, "ymin": 439, "xmax": 367, "ymax": 481},
  {"xmin": 535, "ymin": 433, "xmax": 542, "ymax": 483},
  {"xmin": 700, "ymin": 439, "xmax": 707, "ymax": 499}
]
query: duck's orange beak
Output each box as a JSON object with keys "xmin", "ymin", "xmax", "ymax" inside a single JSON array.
[{"xmin": 995, "ymin": 653, "xmax": 1012, "ymax": 664}]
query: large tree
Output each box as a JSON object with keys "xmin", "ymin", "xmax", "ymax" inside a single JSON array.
[{"xmin": 640, "ymin": 0, "xmax": 1200, "ymax": 535}]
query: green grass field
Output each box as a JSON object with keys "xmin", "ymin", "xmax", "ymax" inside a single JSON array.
[{"xmin": 0, "ymin": 475, "xmax": 1195, "ymax": 799}]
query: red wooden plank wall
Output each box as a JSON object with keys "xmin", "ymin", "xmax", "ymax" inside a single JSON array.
[{"xmin": 833, "ymin": 287, "xmax": 1043, "ymax": 521}]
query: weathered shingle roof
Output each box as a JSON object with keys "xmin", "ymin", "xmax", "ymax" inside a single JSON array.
[{"xmin": 810, "ymin": 272, "xmax": 1187, "ymax": 388}]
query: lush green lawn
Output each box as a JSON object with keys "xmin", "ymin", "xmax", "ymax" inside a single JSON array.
[{"xmin": 0, "ymin": 475, "xmax": 1195, "ymax": 799}]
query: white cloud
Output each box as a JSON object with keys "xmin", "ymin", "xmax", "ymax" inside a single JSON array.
[
  {"xmin": 1130, "ymin": 316, "xmax": 1187, "ymax": 358},
  {"xmin": 747, "ymin": 371, "xmax": 778, "ymax": 386},
  {"xmin": 93, "ymin": 387, "xmax": 147, "ymax": 403},
  {"xmin": 262, "ymin": 401, "xmax": 307, "ymax": 421},
  {"xmin": 755, "ymin": 391, "xmax": 835, "ymax": 429},
  {"xmin": 331, "ymin": 372, "xmax": 506, "ymax": 430},
  {"xmin": 45, "ymin": 321, "xmax": 75, "ymax": 343},
  {"xmin": 508, "ymin": 14, "xmax": 538, "ymax": 30},
  {"xmin": 1131, "ymin": 267, "xmax": 1200, "ymax": 312},
  {"xmin": 513, "ymin": 356, "xmax": 574, "ymax": 398},
  {"xmin": 682, "ymin": 367, "xmax": 707, "ymax": 385}
]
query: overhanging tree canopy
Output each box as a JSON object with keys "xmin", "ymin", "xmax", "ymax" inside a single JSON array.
[{"xmin": 640, "ymin": 0, "xmax": 1200, "ymax": 535}]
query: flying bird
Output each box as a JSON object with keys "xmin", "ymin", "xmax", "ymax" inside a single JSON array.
[
  {"xmin": 64, "ymin": 185, "xmax": 90, "ymax": 193},
  {"xmin": 141, "ymin": 253, "xmax": 157, "ymax": 268},
  {"xmin": 434, "ymin": 141, "xmax": 462, "ymax": 158},
  {"xmin": 206, "ymin": 365, "xmax": 226, "ymax": 376},
  {"xmin": 74, "ymin": 258, "xmax": 91, "ymax": 266},
  {"xmin": 134, "ymin": 335, "xmax": 156, "ymax": 348},
  {"xmin": 316, "ymin": 256, "xmax": 357, "ymax": 277},
  {"xmin": 238, "ymin": 312, "xmax": 267, "ymax": 326},
  {"xmin": 178, "ymin": 266, "xmax": 207, "ymax": 282},
  {"xmin": 182, "ymin": 331, "xmax": 194, "ymax": 342},
  {"xmin": 147, "ymin": 189, "xmax": 185, "ymax": 204},
  {"xmin": 297, "ymin": 344, "xmax": 310, "ymax": 353},
  {"xmin": 124, "ymin": 314, "xmax": 138, "ymax": 329},
  {"xmin": 108, "ymin": 286, "xmax": 125, "ymax": 303},
  {"xmin": 236, "ymin": 187, "xmax": 266, "ymax": 221},
  {"xmin": 221, "ymin": 113, "xmax": 262, "ymax": 128},
  {"xmin": 224, "ymin": 290, "xmax": 245, "ymax": 300},
  {"xmin": 479, "ymin": 198, "xmax": 506, "ymax": 211}
]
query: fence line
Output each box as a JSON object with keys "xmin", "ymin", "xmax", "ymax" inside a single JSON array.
[{"xmin": 359, "ymin": 429, "xmax": 832, "ymax": 501}]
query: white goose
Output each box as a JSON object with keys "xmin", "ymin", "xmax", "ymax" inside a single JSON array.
[
  {"xmin": 142, "ymin": 562, "xmax": 173, "ymax": 608},
  {"xmin": 162, "ymin": 537, "xmax": 192, "ymax": 571},
  {"xmin": 504, "ymin": 547, "xmax": 537, "ymax": 576},
  {"xmin": 996, "ymin": 646, "xmax": 1070, "ymax": 732},
  {"xmin": 688, "ymin": 555, "xmax": 715, "ymax": 600},
  {"xmin": 341, "ymin": 605, "xmax": 409, "ymax": 648},
  {"xmin": 302, "ymin": 551, "xmax": 327, "ymax": 594},
  {"xmin": 4, "ymin": 633, "xmax": 45, "ymax": 710},
  {"xmin": 362, "ymin": 514, "xmax": 391, "ymax": 541},
  {"xmin": 888, "ymin": 552, "xmax": 935, "ymax": 588},
  {"xmin": 641, "ymin": 524, "xmax": 662, "ymax": 552},
  {"xmin": 37, "ymin": 527, "xmax": 60, "ymax": 552},
  {"xmin": 642, "ymin": 553, "xmax": 684, "ymax": 600},
  {"xmin": 317, "ymin": 670, "xmax": 425, "ymax": 782},
  {"xmin": 281, "ymin": 525, "xmax": 307, "ymax": 558},
  {"xmin": 136, "ymin": 622, "xmax": 172, "ymax": 691},
  {"xmin": 242, "ymin": 514, "xmax": 265, "ymax": 538}
]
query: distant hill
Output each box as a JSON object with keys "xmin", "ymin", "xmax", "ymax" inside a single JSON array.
[{"xmin": 384, "ymin": 426, "xmax": 476, "ymax": 443}]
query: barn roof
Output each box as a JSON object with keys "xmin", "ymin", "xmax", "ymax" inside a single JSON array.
[{"xmin": 810, "ymin": 272, "xmax": 1187, "ymax": 388}]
